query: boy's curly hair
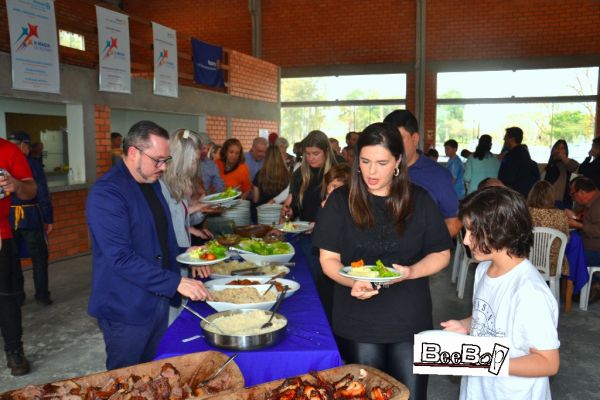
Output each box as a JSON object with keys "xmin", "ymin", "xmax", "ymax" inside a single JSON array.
[{"xmin": 459, "ymin": 186, "xmax": 533, "ymax": 258}]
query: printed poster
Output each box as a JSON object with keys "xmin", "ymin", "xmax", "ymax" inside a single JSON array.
[
  {"xmin": 152, "ymin": 22, "xmax": 178, "ymax": 98},
  {"xmin": 6, "ymin": 0, "xmax": 60, "ymax": 93},
  {"xmin": 95, "ymin": 5, "xmax": 130, "ymax": 93}
]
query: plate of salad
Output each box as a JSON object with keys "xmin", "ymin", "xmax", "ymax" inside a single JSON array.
[
  {"xmin": 275, "ymin": 221, "xmax": 313, "ymax": 234},
  {"xmin": 232, "ymin": 238, "xmax": 295, "ymax": 264},
  {"xmin": 339, "ymin": 259, "xmax": 402, "ymax": 283},
  {"xmin": 176, "ymin": 241, "xmax": 230, "ymax": 265},
  {"xmin": 200, "ymin": 187, "xmax": 241, "ymax": 206}
]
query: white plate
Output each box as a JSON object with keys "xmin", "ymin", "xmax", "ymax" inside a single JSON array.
[
  {"xmin": 201, "ymin": 190, "xmax": 242, "ymax": 205},
  {"xmin": 338, "ymin": 266, "xmax": 402, "ymax": 283},
  {"xmin": 275, "ymin": 221, "xmax": 313, "ymax": 233},
  {"xmin": 205, "ymin": 277, "xmax": 300, "ymax": 299},
  {"xmin": 210, "ymin": 266, "xmax": 290, "ymax": 279},
  {"xmin": 176, "ymin": 250, "xmax": 230, "ymax": 266},
  {"xmin": 206, "ymin": 286, "xmax": 278, "ymax": 312}
]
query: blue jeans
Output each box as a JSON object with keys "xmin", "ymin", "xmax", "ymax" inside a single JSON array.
[{"xmin": 98, "ymin": 298, "xmax": 169, "ymax": 370}]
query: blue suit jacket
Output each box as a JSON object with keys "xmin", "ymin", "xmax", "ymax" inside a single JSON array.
[{"xmin": 86, "ymin": 161, "xmax": 181, "ymax": 325}]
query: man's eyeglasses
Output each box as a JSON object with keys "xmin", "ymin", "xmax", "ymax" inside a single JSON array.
[{"xmin": 134, "ymin": 146, "xmax": 172, "ymax": 168}]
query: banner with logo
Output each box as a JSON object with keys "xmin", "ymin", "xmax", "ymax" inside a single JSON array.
[
  {"xmin": 152, "ymin": 22, "xmax": 178, "ymax": 98},
  {"xmin": 191, "ymin": 37, "xmax": 224, "ymax": 88},
  {"xmin": 6, "ymin": 0, "xmax": 60, "ymax": 93},
  {"xmin": 95, "ymin": 5, "xmax": 130, "ymax": 93}
]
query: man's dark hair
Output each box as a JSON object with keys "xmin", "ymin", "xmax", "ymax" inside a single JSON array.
[
  {"xmin": 572, "ymin": 176, "xmax": 597, "ymax": 193},
  {"xmin": 444, "ymin": 139, "xmax": 458, "ymax": 149},
  {"xmin": 427, "ymin": 148, "xmax": 439, "ymax": 158},
  {"xmin": 111, "ymin": 132, "xmax": 123, "ymax": 140},
  {"xmin": 345, "ymin": 131, "xmax": 358, "ymax": 142},
  {"xmin": 592, "ymin": 137, "xmax": 600, "ymax": 146},
  {"xmin": 383, "ymin": 109, "xmax": 419, "ymax": 134},
  {"xmin": 459, "ymin": 186, "xmax": 533, "ymax": 258},
  {"xmin": 123, "ymin": 121, "xmax": 168, "ymax": 155},
  {"xmin": 505, "ymin": 127, "xmax": 524, "ymax": 145}
]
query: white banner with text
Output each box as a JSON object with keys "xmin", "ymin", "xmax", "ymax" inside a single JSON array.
[
  {"xmin": 96, "ymin": 5, "xmax": 130, "ymax": 93},
  {"xmin": 152, "ymin": 22, "xmax": 178, "ymax": 98}
]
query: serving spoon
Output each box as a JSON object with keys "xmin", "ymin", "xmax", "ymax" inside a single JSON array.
[
  {"xmin": 182, "ymin": 303, "xmax": 225, "ymax": 334},
  {"xmin": 196, "ymin": 353, "xmax": 239, "ymax": 388},
  {"xmin": 261, "ymin": 286, "xmax": 288, "ymax": 329}
]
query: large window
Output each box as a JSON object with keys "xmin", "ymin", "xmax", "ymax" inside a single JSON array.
[
  {"xmin": 281, "ymin": 74, "xmax": 406, "ymax": 144},
  {"xmin": 436, "ymin": 67, "xmax": 598, "ymax": 163}
]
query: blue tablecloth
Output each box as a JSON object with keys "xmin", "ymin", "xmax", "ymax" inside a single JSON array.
[
  {"xmin": 566, "ymin": 230, "xmax": 589, "ymax": 294},
  {"xmin": 154, "ymin": 242, "xmax": 343, "ymax": 386}
]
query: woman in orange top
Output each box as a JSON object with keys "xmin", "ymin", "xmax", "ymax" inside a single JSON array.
[{"xmin": 215, "ymin": 138, "xmax": 252, "ymax": 199}]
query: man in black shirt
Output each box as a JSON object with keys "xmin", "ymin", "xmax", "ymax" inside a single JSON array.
[
  {"xmin": 87, "ymin": 121, "xmax": 211, "ymax": 370},
  {"xmin": 578, "ymin": 137, "xmax": 600, "ymax": 189},
  {"xmin": 498, "ymin": 126, "xmax": 540, "ymax": 197}
]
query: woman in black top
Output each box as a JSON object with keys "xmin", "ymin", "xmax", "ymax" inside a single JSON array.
[
  {"xmin": 282, "ymin": 130, "xmax": 338, "ymax": 320},
  {"xmin": 313, "ymin": 122, "xmax": 452, "ymax": 400}
]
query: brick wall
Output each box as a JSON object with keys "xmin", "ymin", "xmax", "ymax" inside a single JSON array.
[
  {"xmin": 229, "ymin": 50, "xmax": 279, "ymax": 103},
  {"xmin": 95, "ymin": 105, "xmax": 112, "ymax": 178},
  {"xmin": 206, "ymin": 115, "xmax": 228, "ymax": 144},
  {"xmin": 47, "ymin": 190, "xmax": 90, "ymax": 261},
  {"xmin": 232, "ymin": 118, "xmax": 278, "ymax": 150}
]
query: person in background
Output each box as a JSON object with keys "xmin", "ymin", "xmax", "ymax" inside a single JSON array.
[
  {"xmin": 198, "ymin": 139, "xmax": 225, "ymax": 195},
  {"xmin": 29, "ymin": 142, "xmax": 44, "ymax": 168},
  {"xmin": 442, "ymin": 187, "xmax": 559, "ymax": 399},
  {"xmin": 463, "ymin": 134, "xmax": 500, "ymax": 195},
  {"xmin": 159, "ymin": 129, "xmax": 215, "ymax": 324},
  {"xmin": 527, "ymin": 181, "xmax": 570, "ymax": 278},
  {"xmin": 321, "ymin": 163, "xmax": 351, "ymax": 207},
  {"xmin": 426, "ymin": 148, "xmax": 439, "ymax": 162},
  {"xmin": 544, "ymin": 139, "xmax": 579, "ymax": 209},
  {"xmin": 244, "ymin": 137, "xmax": 268, "ymax": 181},
  {"xmin": 252, "ymin": 145, "xmax": 291, "ymax": 208},
  {"xmin": 275, "ymin": 136, "xmax": 296, "ymax": 172},
  {"xmin": 8, "ymin": 131, "xmax": 54, "ymax": 306},
  {"xmin": 498, "ymin": 126, "xmax": 540, "ymax": 198},
  {"xmin": 282, "ymin": 130, "xmax": 338, "ymax": 321},
  {"xmin": 460, "ymin": 148, "xmax": 472, "ymax": 159},
  {"xmin": 329, "ymin": 138, "xmax": 346, "ymax": 164},
  {"xmin": 577, "ymin": 137, "xmax": 600, "ymax": 190},
  {"xmin": 342, "ymin": 146, "xmax": 355, "ymax": 166},
  {"xmin": 215, "ymin": 139, "xmax": 252, "ymax": 199},
  {"xmin": 477, "ymin": 177, "xmax": 505, "ymax": 190},
  {"xmin": 292, "ymin": 142, "xmax": 303, "ymax": 170},
  {"xmin": 444, "ymin": 139, "xmax": 465, "ymax": 200},
  {"xmin": 86, "ymin": 121, "xmax": 211, "ymax": 370},
  {"xmin": 210, "ymin": 144, "xmax": 222, "ymax": 161},
  {"xmin": 384, "ymin": 109, "xmax": 461, "ymax": 237},
  {"xmin": 110, "ymin": 132, "xmax": 123, "ymax": 166},
  {"xmin": 566, "ymin": 177, "xmax": 600, "ymax": 266},
  {"xmin": 314, "ymin": 122, "xmax": 452, "ymax": 400},
  {"xmin": 0, "ymin": 137, "xmax": 37, "ymax": 376},
  {"xmin": 345, "ymin": 131, "xmax": 359, "ymax": 149}
]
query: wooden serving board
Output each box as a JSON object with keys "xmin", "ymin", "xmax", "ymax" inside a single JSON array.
[
  {"xmin": 1, "ymin": 351, "xmax": 244, "ymax": 399},
  {"xmin": 204, "ymin": 364, "xmax": 409, "ymax": 400}
]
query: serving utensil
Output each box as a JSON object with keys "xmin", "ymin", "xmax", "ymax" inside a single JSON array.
[
  {"xmin": 261, "ymin": 286, "xmax": 288, "ymax": 329},
  {"xmin": 196, "ymin": 353, "xmax": 239, "ymax": 388},
  {"xmin": 182, "ymin": 304, "xmax": 225, "ymax": 334},
  {"xmin": 261, "ymin": 272, "xmax": 288, "ymax": 296}
]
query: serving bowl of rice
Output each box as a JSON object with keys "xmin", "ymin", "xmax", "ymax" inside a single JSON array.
[
  {"xmin": 206, "ymin": 287, "xmax": 278, "ymax": 312},
  {"xmin": 201, "ymin": 309, "xmax": 288, "ymax": 350}
]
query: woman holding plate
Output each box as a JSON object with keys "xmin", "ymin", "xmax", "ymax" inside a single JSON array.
[{"xmin": 312, "ymin": 122, "xmax": 452, "ymax": 400}]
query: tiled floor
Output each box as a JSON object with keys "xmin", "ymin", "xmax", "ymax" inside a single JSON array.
[{"xmin": 1, "ymin": 254, "xmax": 599, "ymax": 399}]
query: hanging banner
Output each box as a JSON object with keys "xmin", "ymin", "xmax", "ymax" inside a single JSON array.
[
  {"xmin": 95, "ymin": 5, "xmax": 130, "ymax": 93},
  {"xmin": 191, "ymin": 37, "xmax": 224, "ymax": 88},
  {"xmin": 152, "ymin": 22, "xmax": 178, "ymax": 98},
  {"xmin": 6, "ymin": 0, "xmax": 60, "ymax": 93}
]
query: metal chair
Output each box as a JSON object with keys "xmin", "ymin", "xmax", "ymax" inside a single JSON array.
[
  {"xmin": 530, "ymin": 227, "xmax": 568, "ymax": 303},
  {"xmin": 579, "ymin": 266, "xmax": 600, "ymax": 311},
  {"xmin": 451, "ymin": 230, "xmax": 463, "ymax": 284}
]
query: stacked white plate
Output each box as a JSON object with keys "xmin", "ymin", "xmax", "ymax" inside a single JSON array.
[
  {"xmin": 257, "ymin": 204, "xmax": 282, "ymax": 225},
  {"xmin": 222, "ymin": 200, "xmax": 251, "ymax": 227}
]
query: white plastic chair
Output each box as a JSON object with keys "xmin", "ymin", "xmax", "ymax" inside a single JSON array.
[
  {"xmin": 579, "ymin": 266, "xmax": 600, "ymax": 311},
  {"xmin": 456, "ymin": 233, "xmax": 476, "ymax": 299},
  {"xmin": 530, "ymin": 227, "xmax": 568, "ymax": 303},
  {"xmin": 451, "ymin": 230, "xmax": 464, "ymax": 284}
]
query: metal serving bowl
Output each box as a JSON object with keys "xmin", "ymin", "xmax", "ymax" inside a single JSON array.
[{"xmin": 200, "ymin": 308, "xmax": 288, "ymax": 351}]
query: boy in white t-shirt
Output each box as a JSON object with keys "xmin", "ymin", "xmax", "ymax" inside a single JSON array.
[{"xmin": 441, "ymin": 186, "xmax": 560, "ymax": 400}]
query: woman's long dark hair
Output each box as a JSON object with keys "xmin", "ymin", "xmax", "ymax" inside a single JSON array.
[
  {"xmin": 473, "ymin": 134, "xmax": 492, "ymax": 160},
  {"xmin": 544, "ymin": 139, "xmax": 569, "ymax": 183},
  {"xmin": 348, "ymin": 122, "xmax": 412, "ymax": 235}
]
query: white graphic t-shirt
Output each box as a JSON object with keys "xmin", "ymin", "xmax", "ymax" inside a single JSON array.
[{"xmin": 460, "ymin": 259, "xmax": 560, "ymax": 400}]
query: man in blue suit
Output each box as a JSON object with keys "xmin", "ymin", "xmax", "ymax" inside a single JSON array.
[{"xmin": 86, "ymin": 121, "xmax": 211, "ymax": 370}]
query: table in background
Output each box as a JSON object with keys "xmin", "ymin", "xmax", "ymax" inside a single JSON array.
[{"xmin": 155, "ymin": 241, "xmax": 343, "ymax": 386}]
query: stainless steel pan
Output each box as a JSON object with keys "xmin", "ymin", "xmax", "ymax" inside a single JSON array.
[{"xmin": 201, "ymin": 309, "xmax": 287, "ymax": 350}]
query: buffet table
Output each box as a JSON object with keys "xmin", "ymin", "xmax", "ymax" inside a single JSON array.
[{"xmin": 155, "ymin": 241, "xmax": 343, "ymax": 386}]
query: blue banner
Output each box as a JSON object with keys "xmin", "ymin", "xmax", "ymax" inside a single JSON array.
[{"xmin": 191, "ymin": 38, "xmax": 224, "ymax": 88}]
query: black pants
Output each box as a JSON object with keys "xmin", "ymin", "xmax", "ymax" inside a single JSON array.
[
  {"xmin": 0, "ymin": 238, "xmax": 24, "ymax": 352},
  {"xmin": 12, "ymin": 228, "xmax": 50, "ymax": 300},
  {"xmin": 336, "ymin": 337, "xmax": 428, "ymax": 400}
]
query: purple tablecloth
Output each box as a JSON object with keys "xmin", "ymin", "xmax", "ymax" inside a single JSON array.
[
  {"xmin": 566, "ymin": 230, "xmax": 589, "ymax": 294},
  {"xmin": 154, "ymin": 241, "xmax": 343, "ymax": 386}
]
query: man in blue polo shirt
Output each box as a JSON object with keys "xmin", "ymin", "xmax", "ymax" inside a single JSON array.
[
  {"xmin": 244, "ymin": 137, "xmax": 267, "ymax": 181},
  {"xmin": 384, "ymin": 109, "xmax": 460, "ymax": 237}
]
